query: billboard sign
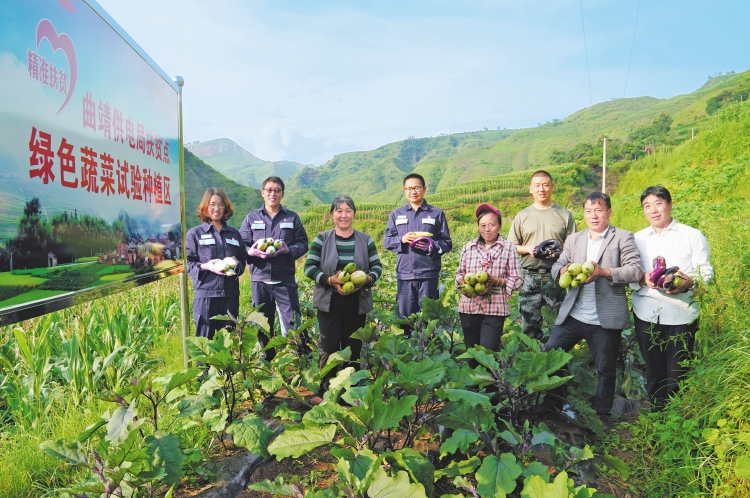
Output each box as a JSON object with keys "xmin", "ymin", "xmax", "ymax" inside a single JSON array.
[{"xmin": 0, "ymin": 0, "xmax": 182, "ymax": 324}]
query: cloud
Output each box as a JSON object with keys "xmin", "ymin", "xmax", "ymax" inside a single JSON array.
[{"xmin": 253, "ymin": 124, "xmax": 357, "ymax": 165}]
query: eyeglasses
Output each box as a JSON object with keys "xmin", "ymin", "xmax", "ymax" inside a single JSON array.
[
  {"xmin": 404, "ymin": 186, "xmax": 423, "ymax": 192},
  {"xmin": 208, "ymin": 203, "xmax": 225, "ymax": 209},
  {"xmin": 263, "ymin": 188, "xmax": 283, "ymax": 194}
]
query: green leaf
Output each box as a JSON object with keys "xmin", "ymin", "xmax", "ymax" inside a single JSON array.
[
  {"xmin": 394, "ymin": 358, "xmax": 446, "ymax": 390},
  {"xmin": 76, "ymin": 418, "xmax": 107, "ymax": 442},
  {"xmin": 248, "ymin": 475, "xmax": 299, "ymax": 496},
  {"xmin": 371, "ymin": 395, "xmax": 418, "ymax": 432},
  {"xmin": 203, "ymin": 408, "xmax": 228, "ymax": 432},
  {"xmin": 531, "ymin": 431, "xmax": 558, "ymax": 446},
  {"xmin": 106, "ymin": 399, "xmax": 137, "ymax": 445},
  {"xmin": 175, "ymin": 394, "xmax": 215, "ymax": 418},
  {"xmin": 268, "ymin": 423, "xmax": 336, "ymax": 460},
  {"xmin": 367, "ymin": 468, "xmax": 427, "ymax": 498},
  {"xmin": 522, "ymin": 461, "xmax": 551, "ymax": 482},
  {"xmin": 598, "ymin": 453, "xmax": 629, "ymax": 480},
  {"xmin": 457, "ymin": 347, "xmax": 500, "ymax": 370},
  {"xmin": 364, "ymin": 375, "xmax": 386, "ymax": 409},
  {"xmin": 226, "ymin": 415, "xmax": 275, "ymax": 457},
  {"xmin": 566, "ymin": 395, "xmax": 603, "ymax": 437},
  {"xmin": 568, "ymin": 445, "xmax": 594, "ymax": 464},
  {"xmin": 387, "ymin": 448, "xmax": 435, "ymax": 498},
  {"xmin": 440, "ymin": 429, "xmax": 480, "ymax": 457},
  {"xmin": 39, "ymin": 440, "xmax": 89, "ymax": 466},
  {"xmin": 437, "ymin": 389, "xmax": 492, "ymax": 409},
  {"xmin": 736, "ymin": 454, "xmax": 750, "ymax": 478},
  {"xmin": 434, "ymin": 456, "xmax": 481, "ymax": 479},
  {"xmin": 318, "ymin": 348, "xmax": 352, "ymax": 379},
  {"xmin": 527, "ymin": 375, "xmax": 573, "ymax": 392},
  {"xmin": 438, "ymin": 400, "xmax": 495, "ymax": 432},
  {"xmin": 144, "ymin": 434, "xmax": 184, "ymax": 485},
  {"xmin": 272, "ymin": 403, "xmax": 302, "ymax": 422},
  {"xmin": 476, "ymin": 453, "xmax": 522, "ymax": 498},
  {"xmin": 154, "ymin": 367, "xmax": 202, "ymax": 393}
]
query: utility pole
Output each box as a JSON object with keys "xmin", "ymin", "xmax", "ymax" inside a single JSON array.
[
  {"xmin": 602, "ymin": 137, "xmax": 607, "ymax": 193},
  {"xmin": 692, "ymin": 127, "xmax": 695, "ymax": 139}
]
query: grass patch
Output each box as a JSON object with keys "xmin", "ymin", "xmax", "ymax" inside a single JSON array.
[
  {"xmin": 76, "ymin": 256, "xmax": 99, "ymax": 263},
  {"xmin": 0, "ymin": 273, "xmax": 47, "ymax": 286},
  {"xmin": 0, "ymin": 289, "xmax": 69, "ymax": 307},
  {"xmin": 95, "ymin": 265, "xmax": 132, "ymax": 275}
]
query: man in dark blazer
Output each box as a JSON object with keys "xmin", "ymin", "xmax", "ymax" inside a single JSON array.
[{"xmin": 546, "ymin": 192, "xmax": 643, "ymax": 417}]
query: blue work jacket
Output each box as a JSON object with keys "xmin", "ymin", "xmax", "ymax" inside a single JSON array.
[
  {"xmin": 186, "ymin": 222, "xmax": 246, "ymax": 298},
  {"xmin": 383, "ymin": 201, "xmax": 452, "ymax": 280},
  {"xmin": 239, "ymin": 205, "xmax": 309, "ymax": 283}
]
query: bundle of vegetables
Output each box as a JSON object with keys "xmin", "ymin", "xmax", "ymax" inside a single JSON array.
[
  {"xmin": 533, "ymin": 239, "xmax": 563, "ymax": 259},
  {"xmin": 337, "ymin": 262, "xmax": 368, "ymax": 294},
  {"xmin": 459, "ymin": 271, "xmax": 490, "ymax": 296},
  {"xmin": 558, "ymin": 261, "xmax": 595, "ymax": 289},
  {"xmin": 649, "ymin": 256, "xmax": 683, "ymax": 290},
  {"xmin": 213, "ymin": 257, "xmax": 238, "ymax": 276}
]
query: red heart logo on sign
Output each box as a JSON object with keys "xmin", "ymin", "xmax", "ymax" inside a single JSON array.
[{"xmin": 36, "ymin": 19, "xmax": 77, "ymax": 114}]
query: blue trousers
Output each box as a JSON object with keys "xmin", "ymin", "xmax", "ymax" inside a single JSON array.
[
  {"xmin": 193, "ymin": 296, "xmax": 239, "ymax": 340},
  {"xmin": 396, "ymin": 278, "xmax": 439, "ymax": 318},
  {"xmin": 252, "ymin": 281, "xmax": 302, "ymax": 360},
  {"xmin": 546, "ymin": 317, "xmax": 622, "ymax": 416}
]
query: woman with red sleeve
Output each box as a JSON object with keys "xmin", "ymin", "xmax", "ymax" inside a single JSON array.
[{"xmin": 455, "ymin": 203, "xmax": 523, "ymax": 352}]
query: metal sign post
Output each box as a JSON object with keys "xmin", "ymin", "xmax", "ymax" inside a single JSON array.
[{"xmin": 173, "ymin": 75, "xmax": 190, "ymax": 369}]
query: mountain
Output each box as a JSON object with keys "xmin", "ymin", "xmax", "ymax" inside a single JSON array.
[
  {"xmin": 283, "ymin": 70, "xmax": 750, "ymax": 210},
  {"xmin": 184, "ymin": 148, "xmax": 263, "ymax": 228},
  {"xmin": 186, "ymin": 138, "xmax": 310, "ymax": 189}
]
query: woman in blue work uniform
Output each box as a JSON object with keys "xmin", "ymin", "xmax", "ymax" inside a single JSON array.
[{"xmin": 186, "ymin": 188, "xmax": 246, "ymax": 339}]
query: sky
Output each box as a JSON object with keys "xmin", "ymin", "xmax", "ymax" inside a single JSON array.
[{"xmin": 96, "ymin": 0, "xmax": 750, "ymax": 166}]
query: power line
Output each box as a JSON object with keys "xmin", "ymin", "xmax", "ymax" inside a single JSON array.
[
  {"xmin": 579, "ymin": 0, "xmax": 593, "ymax": 106},
  {"xmin": 623, "ymin": 0, "xmax": 641, "ymax": 98}
]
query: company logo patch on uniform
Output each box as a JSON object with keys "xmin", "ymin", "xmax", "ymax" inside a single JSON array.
[
  {"xmin": 199, "ymin": 238, "xmax": 216, "ymax": 245},
  {"xmin": 251, "ymin": 222, "xmax": 266, "ymax": 230},
  {"xmin": 280, "ymin": 222, "xmax": 294, "ymax": 229},
  {"xmin": 227, "ymin": 238, "xmax": 240, "ymax": 246},
  {"xmin": 422, "ymin": 217, "xmax": 436, "ymax": 225}
]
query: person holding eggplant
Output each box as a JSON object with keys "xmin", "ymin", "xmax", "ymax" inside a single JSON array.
[
  {"xmin": 455, "ymin": 203, "xmax": 523, "ymax": 354},
  {"xmin": 631, "ymin": 185, "xmax": 713, "ymax": 410}
]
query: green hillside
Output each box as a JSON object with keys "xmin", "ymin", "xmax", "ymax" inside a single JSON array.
[
  {"xmin": 285, "ymin": 70, "xmax": 750, "ymax": 210},
  {"xmin": 184, "ymin": 148, "xmax": 263, "ymax": 228},
  {"xmin": 186, "ymin": 138, "xmax": 310, "ymax": 189},
  {"xmin": 284, "ymin": 130, "xmax": 516, "ymax": 209}
]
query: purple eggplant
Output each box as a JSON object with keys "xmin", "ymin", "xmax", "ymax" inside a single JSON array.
[{"xmin": 659, "ymin": 266, "xmax": 680, "ymax": 289}]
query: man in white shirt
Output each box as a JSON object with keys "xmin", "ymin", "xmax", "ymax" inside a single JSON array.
[{"xmin": 631, "ymin": 186, "xmax": 713, "ymax": 410}]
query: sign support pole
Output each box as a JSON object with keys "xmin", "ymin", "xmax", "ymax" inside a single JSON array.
[{"xmin": 173, "ymin": 75, "xmax": 190, "ymax": 369}]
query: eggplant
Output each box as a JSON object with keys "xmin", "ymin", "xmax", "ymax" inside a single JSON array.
[
  {"xmin": 649, "ymin": 255, "xmax": 668, "ymax": 284},
  {"xmin": 659, "ymin": 266, "xmax": 680, "ymax": 290}
]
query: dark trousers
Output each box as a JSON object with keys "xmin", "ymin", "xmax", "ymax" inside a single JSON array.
[
  {"xmin": 193, "ymin": 296, "xmax": 239, "ymax": 340},
  {"xmin": 459, "ymin": 313, "xmax": 506, "ymax": 353},
  {"xmin": 634, "ymin": 314, "xmax": 697, "ymax": 409},
  {"xmin": 317, "ymin": 293, "xmax": 365, "ymax": 394},
  {"xmin": 397, "ymin": 278, "xmax": 439, "ymax": 336},
  {"xmin": 546, "ymin": 317, "xmax": 622, "ymax": 415},
  {"xmin": 252, "ymin": 281, "xmax": 302, "ymax": 360}
]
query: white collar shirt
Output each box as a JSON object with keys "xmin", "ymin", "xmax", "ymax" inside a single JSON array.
[
  {"xmin": 630, "ymin": 219, "xmax": 713, "ymax": 325},
  {"xmin": 570, "ymin": 225, "xmax": 611, "ymax": 325}
]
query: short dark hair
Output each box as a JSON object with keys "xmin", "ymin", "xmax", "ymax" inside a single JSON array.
[
  {"xmin": 330, "ymin": 195, "xmax": 356, "ymax": 214},
  {"xmin": 583, "ymin": 191, "xmax": 611, "ymax": 209},
  {"xmin": 640, "ymin": 185, "xmax": 672, "ymax": 205},
  {"xmin": 262, "ymin": 176, "xmax": 285, "ymax": 192},
  {"xmin": 197, "ymin": 188, "xmax": 234, "ymax": 222},
  {"xmin": 530, "ymin": 170, "xmax": 553, "ymax": 183},
  {"xmin": 403, "ymin": 173, "xmax": 426, "ymax": 188}
]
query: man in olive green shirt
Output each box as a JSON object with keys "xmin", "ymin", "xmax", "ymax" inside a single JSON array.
[{"xmin": 507, "ymin": 170, "xmax": 576, "ymax": 340}]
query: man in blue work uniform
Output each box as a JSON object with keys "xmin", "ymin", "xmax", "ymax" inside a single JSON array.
[
  {"xmin": 384, "ymin": 173, "xmax": 452, "ymax": 335},
  {"xmin": 240, "ymin": 176, "xmax": 309, "ymax": 358}
]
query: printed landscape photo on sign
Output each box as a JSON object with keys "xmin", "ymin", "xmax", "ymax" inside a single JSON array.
[{"xmin": 0, "ymin": 0, "xmax": 182, "ymax": 324}]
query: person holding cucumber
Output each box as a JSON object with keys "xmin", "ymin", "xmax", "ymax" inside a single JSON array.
[
  {"xmin": 240, "ymin": 176, "xmax": 309, "ymax": 360},
  {"xmin": 455, "ymin": 204, "xmax": 523, "ymax": 354},
  {"xmin": 304, "ymin": 196, "xmax": 383, "ymax": 402},
  {"xmin": 383, "ymin": 173, "xmax": 453, "ymax": 335},
  {"xmin": 631, "ymin": 185, "xmax": 713, "ymax": 410},
  {"xmin": 186, "ymin": 188, "xmax": 246, "ymax": 339}
]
